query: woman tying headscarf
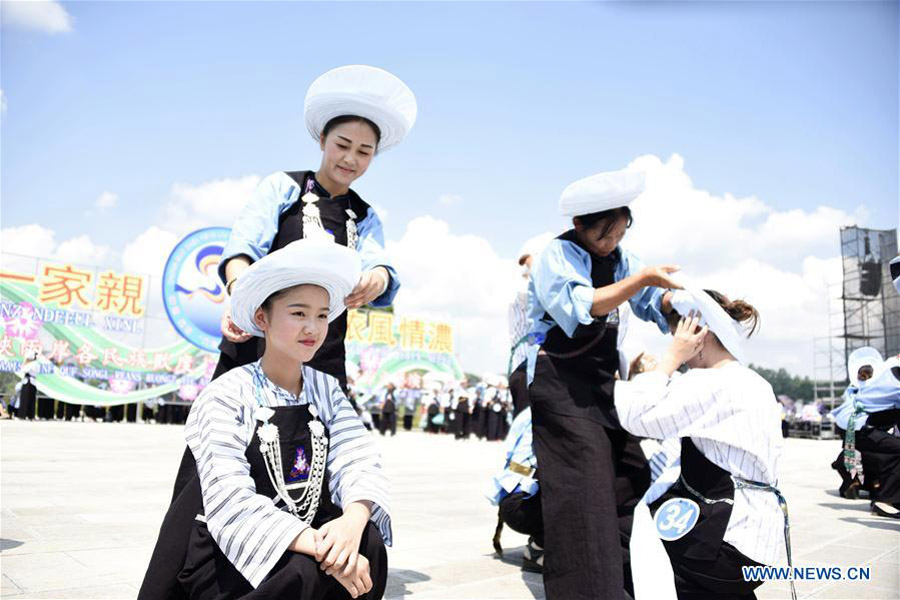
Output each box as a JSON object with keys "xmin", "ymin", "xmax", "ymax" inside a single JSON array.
[
  {"xmin": 145, "ymin": 240, "xmax": 391, "ymax": 599},
  {"xmin": 617, "ymin": 285, "xmax": 790, "ymax": 600},
  {"xmin": 524, "ymin": 167, "xmax": 680, "ymax": 599},
  {"xmin": 141, "ymin": 65, "xmax": 414, "ymax": 600},
  {"xmin": 216, "ymin": 64, "xmax": 416, "ymax": 389}
]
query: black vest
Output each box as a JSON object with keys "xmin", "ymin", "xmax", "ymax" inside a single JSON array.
[
  {"xmin": 218, "ymin": 171, "xmax": 374, "ymax": 389},
  {"xmin": 539, "ymin": 229, "xmax": 622, "ymax": 427}
]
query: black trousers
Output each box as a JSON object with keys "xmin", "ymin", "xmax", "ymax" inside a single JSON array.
[
  {"xmin": 499, "ymin": 490, "xmax": 544, "ymax": 548},
  {"xmin": 178, "ymin": 521, "xmax": 388, "ymax": 600},
  {"xmin": 402, "ymin": 414, "xmax": 413, "ymax": 431},
  {"xmin": 455, "ymin": 412, "xmax": 471, "ymax": 439},
  {"xmin": 531, "ymin": 379, "xmax": 649, "ymax": 598},
  {"xmin": 665, "ymin": 541, "xmax": 762, "ymax": 600},
  {"xmin": 486, "ymin": 411, "xmax": 504, "ymax": 441},
  {"xmin": 834, "ymin": 425, "xmax": 900, "ymax": 503},
  {"xmin": 37, "ymin": 396, "xmax": 53, "ymax": 419},
  {"xmin": 379, "ymin": 412, "xmax": 396, "ymax": 436},
  {"xmin": 19, "ymin": 383, "xmax": 36, "ymax": 420}
]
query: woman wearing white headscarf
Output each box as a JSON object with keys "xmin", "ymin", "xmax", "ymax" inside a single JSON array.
[
  {"xmin": 616, "ymin": 286, "xmax": 789, "ymax": 600},
  {"xmin": 143, "ymin": 66, "xmax": 414, "ymax": 599},
  {"xmin": 829, "ymin": 346, "xmax": 883, "ymax": 499},
  {"xmin": 830, "ymin": 347, "xmax": 900, "ymax": 518},
  {"xmin": 142, "ymin": 240, "xmax": 391, "ymax": 599},
  {"xmin": 216, "ymin": 64, "xmax": 416, "ymax": 391}
]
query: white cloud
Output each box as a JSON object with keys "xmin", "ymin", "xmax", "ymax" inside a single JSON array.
[
  {"xmin": 612, "ymin": 154, "xmax": 865, "ymax": 377},
  {"xmin": 0, "ymin": 224, "xmax": 112, "ymax": 266},
  {"xmin": 387, "ymin": 216, "xmax": 521, "ymax": 374},
  {"xmin": 160, "ymin": 175, "xmax": 260, "ymax": 236},
  {"xmin": 94, "ymin": 191, "xmax": 118, "ymax": 209},
  {"xmin": 1, "ymin": 0, "xmax": 73, "ymax": 34},
  {"xmin": 121, "ymin": 226, "xmax": 179, "ymax": 277},
  {"xmin": 624, "ymin": 154, "xmax": 862, "ymax": 271},
  {"xmin": 438, "ymin": 194, "xmax": 463, "ymax": 206},
  {"xmin": 0, "ymin": 89, "xmax": 6, "ymax": 113},
  {"xmin": 54, "ymin": 235, "xmax": 113, "ymax": 266},
  {"xmin": 369, "ymin": 202, "xmax": 389, "ymax": 223}
]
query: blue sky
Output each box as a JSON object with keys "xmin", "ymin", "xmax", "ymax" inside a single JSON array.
[
  {"xmin": 3, "ymin": 1, "xmax": 896, "ymax": 248},
  {"xmin": 2, "ymin": 1, "xmax": 898, "ymax": 376}
]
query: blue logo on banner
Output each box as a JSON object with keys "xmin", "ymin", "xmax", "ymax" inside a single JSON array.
[
  {"xmin": 162, "ymin": 227, "xmax": 231, "ymax": 352},
  {"xmin": 655, "ymin": 497, "xmax": 700, "ymax": 541}
]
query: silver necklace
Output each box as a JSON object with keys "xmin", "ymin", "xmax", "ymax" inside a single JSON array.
[
  {"xmin": 300, "ymin": 188, "xmax": 360, "ymax": 250},
  {"xmin": 253, "ymin": 364, "xmax": 329, "ymax": 524}
]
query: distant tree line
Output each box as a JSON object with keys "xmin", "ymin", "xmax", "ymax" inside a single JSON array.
[{"xmin": 749, "ymin": 364, "xmax": 846, "ymax": 403}]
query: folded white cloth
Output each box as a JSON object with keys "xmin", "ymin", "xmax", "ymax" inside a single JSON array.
[
  {"xmin": 230, "ymin": 239, "xmax": 361, "ymax": 336},
  {"xmin": 559, "ymin": 168, "xmax": 646, "ymax": 217},
  {"xmin": 304, "ymin": 65, "xmax": 417, "ymax": 152}
]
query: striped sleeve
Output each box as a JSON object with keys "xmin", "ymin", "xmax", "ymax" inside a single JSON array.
[
  {"xmin": 645, "ymin": 437, "xmax": 681, "ymax": 482},
  {"xmin": 185, "ymin": 380, "xmax": 308, "ymax": 588},
  {"xmin": 311, "ymin": 371, "xmax": 393, "ymax": 546},
  {"xmin": 614, "ymin": 371, "xmax": 719, "ymax": 440}
]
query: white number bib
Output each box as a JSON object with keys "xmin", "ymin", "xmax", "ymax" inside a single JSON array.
[{"xmin": 654, "ymin": 498, "xmax": 700, "ymax": 541}]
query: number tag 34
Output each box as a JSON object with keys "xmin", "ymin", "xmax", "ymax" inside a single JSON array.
[{"xmin": 654, "ymin": 498, "xmax": 700, "ymax": 541}]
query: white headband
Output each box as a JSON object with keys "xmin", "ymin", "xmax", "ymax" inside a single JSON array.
[{"xmin": 668, "ymin": 281, "xmax": 748, "ymax": 364}]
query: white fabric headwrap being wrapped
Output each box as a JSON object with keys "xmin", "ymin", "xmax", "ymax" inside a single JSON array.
[
  {"xmin": 304, "ymin": 65, "xmax": 417, "ymax": 153},
  {"xmin": 847, "ymin": 346, "xmax": 883, "ymax": 387},
  {"xmin": 668, "ymin": 280, "xmax": 749, "ymax": 364},
  {"xmin": 559, "ymin": 168, "xmax": 646, "ymax": 217},
  {"xmin": 230, "ymin": 239, "xmax": 361, "ymax": 337}
]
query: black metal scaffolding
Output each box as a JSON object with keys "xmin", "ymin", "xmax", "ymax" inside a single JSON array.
[{"xmin": 840, "ymin": 226, "xmax": 899, "ymax": 372}]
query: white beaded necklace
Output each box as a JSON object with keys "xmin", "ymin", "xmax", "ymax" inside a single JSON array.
[
  {"xmin": 253, "ymin": 364, "xmax": 328, "ymax": 524},
  {"xmin": 301, "ymin": 191, "xmax": 359, "ymax": 250}
]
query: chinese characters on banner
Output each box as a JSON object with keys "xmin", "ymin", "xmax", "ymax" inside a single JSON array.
[
  {"xmin": 1, "ymin": 258, "xmax": 216, "ymax": 383},
  {"xmin": 38, "ymin": 262, "xmax": 147, "ymax": 317},
  {"xmin": 346, "ymin": 310, "xmax": 454, "ymax": 353}
]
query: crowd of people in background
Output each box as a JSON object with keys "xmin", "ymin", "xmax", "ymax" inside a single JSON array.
[
  {"xmin": 349, "ymin": 379, "xmax": 514, "ymax": 441},
  {"xmin": 1, "ymin": 370, "xmax": 517, "ymax": 441}
]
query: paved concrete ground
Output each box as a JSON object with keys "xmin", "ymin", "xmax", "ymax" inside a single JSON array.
[{"xmin": 1, "ymin": 420, "xmax": 897, "ymax": 599}]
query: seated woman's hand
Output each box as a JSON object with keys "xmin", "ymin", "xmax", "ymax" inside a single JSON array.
[
  {"xmin": 659, "ymin": 313, "xmax": 708, "ymax": 375},
  {"xmin": 332, "ymin": 554, "xmax": 372, "ymax": 599},
  {"xmin": 315, "ymin": 502, "xmax": 371, "ymax": 575}
]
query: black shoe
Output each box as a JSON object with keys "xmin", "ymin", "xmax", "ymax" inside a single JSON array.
[
  {"xmin": 871, "ymin": 502, "xmax": 900, "ymax": 519},
  {"xmin": 522, "ymin": 537, "xmax": 544, "ymax": 573},
  {"xmin": 839, "ymin": 477, "xmax": 861, "ymax": 499},
  {"xmin": 521, "ymin": 556, "xmax": 543, "ymax": 574}
]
